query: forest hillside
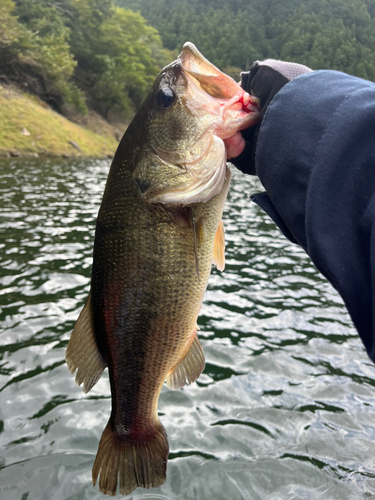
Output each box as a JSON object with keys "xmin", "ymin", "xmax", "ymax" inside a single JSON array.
[
  {"xmin": 1, "ymin": 0, "xmax": 172, "ymax": 120},
  {"xmin": 0, "ymin": 0, "xmax": 172, "ymax": 156},
  {"xmin": 118, "ymin": 0, "xmax": 375, "ymax": 82},
  {"xmin": 1, "ymin": 0, "xmax": 374, "ymax": 156}
]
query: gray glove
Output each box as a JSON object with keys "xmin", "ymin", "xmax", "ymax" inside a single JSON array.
[{"xmin": 231, "ymin": 59, "xmax": 312, "ymax": 175}]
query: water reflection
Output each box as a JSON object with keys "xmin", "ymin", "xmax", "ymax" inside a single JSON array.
[{"xmin": 0, "ymin": 158, "xmax": 374, "ymax": 499}]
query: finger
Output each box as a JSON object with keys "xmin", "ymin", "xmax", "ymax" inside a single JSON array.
[{"xmin": 224, "ymin": 132, "xmax": 245, "ymax": 159}]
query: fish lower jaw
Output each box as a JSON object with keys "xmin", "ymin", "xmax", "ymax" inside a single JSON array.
[
  {"xmin": 143, "ymin": 138, "xmax": 228, "ymax": 205},
  {"xmin": 217, "ymin": 104, "xmax": 261, "ymax": 140},
  {"xmin": 210, "ymin": 91, "xmax": 260, "ymax": 140}
]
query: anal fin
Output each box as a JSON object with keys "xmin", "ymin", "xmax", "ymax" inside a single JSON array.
[
  {"xmin": 65, "ymin": 291, "xmax": 106, "ymax": 393},
  {"xmin": 212, "ymin": 219, "xmax": 225, "ymax": 271},
  {"xmin": 166, "ymin": 331, "xmax": 205, "ymax": 390}
]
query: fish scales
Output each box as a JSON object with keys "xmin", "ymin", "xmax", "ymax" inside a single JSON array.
[
  {"xmin": 92, "ymin": 149, "xmax": 225, "ymax": 427},
  {"xmin": 66, "ymin": 42, "xmax": 260, "ymax": 496}
]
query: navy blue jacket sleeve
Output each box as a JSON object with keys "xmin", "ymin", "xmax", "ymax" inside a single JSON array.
[{"xmin": 252, "ymin": 70, "xmax": 375, "ymax": 362}]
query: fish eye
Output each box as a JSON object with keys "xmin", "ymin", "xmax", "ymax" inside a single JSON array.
[{"xmin": 157, "ymin": 87, "xmax": 176, "ymax": 109}]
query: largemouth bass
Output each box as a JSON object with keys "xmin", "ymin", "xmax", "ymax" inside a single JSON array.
[{"xmin": 66, "ymin": 42, "xmax": 259, "ymax": 496}]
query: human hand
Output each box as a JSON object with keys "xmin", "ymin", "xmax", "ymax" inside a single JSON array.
[{"xmin": 225, "ymin": 60, "xmax": 312, "ymax": 174}]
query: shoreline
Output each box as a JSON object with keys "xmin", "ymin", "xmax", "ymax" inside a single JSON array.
[
  {"xmin": 0, "ymin": 83, "xmax": 125, "ymax": 159},
  {"xmin": 0, "ymin": 151, "xmax": 114, "ymax": 159}
]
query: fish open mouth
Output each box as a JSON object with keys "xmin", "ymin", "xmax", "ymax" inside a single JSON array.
[
  {"xmin": 179, "ymin": 42, "xmax": 260, "ymax": 139},
  {"xmin": 135, "ymin": 43, "xmax": 260, "ymax": 207}
]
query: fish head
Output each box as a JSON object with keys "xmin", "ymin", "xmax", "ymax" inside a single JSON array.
[{"xmin": 133, "ymin": 42, "xmax": 260, "ymax": 205}]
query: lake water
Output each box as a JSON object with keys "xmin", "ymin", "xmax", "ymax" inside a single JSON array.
[{"xmin": 1, "ymin": 157, "xmax": 375, "ymax": 500}]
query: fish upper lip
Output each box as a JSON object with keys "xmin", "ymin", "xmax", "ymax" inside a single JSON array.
[
  {"xmin": 179, "ymin": 42, "xmax": 239, "ymax": 99},
  {"xmin": 179, "ymin": 42, "xmax": 223, "ymax": 77}
]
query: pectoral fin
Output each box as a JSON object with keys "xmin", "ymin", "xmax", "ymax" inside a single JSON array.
[
  {"xmin": 65, "ymin": 292, "xmax": 107, "ymax": 393},
  {"xmin": 212, "ymin": 220, "xmax": 225, "ymax": 271},
  {"xmin": 166, "ymin": 331, "xmax": 205, "ymax": 390}
]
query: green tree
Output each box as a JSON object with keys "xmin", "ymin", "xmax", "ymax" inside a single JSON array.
[
  {"xmin": 12, "ymin": 0, "xmax": 85, "ymax": 110},
  {"xmin": 0, "ymin": 0, "xmax": 25, "ymax": 52},
  {"xmin": 65, "ymin": 1, "xmax": 172, "ymax": 116},
  {"xmin": 118, "ymin": 0, "xmax": 375, "ymax": 82},
  {"xmin": 278, "ymin": 5, "xmax": 375, "ymax": 80},
  {"xmin": 3, "ymin": 0, "xmax": 171, "ymax": 117}
]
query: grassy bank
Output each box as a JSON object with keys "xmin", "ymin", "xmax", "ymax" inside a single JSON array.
[{"xmin": 0, "ymin": 84, "xmax": 121, "ymax": 158}]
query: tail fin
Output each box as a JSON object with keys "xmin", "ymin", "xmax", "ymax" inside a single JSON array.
[{"xmin": 92, "ymin": 420, "xmax": 169, "ymax": 496}]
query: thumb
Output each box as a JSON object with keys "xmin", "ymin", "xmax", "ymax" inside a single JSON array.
[{"xmin": 224, "ymin": 132, "xmax": 245, "ymax": 159}]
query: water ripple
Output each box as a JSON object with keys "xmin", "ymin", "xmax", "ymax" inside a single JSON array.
[{"xmin": 0, "ymin": 159, "xmax": 374, "ymax": 499}]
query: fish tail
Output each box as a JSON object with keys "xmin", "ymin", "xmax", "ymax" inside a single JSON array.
[{"xmin": 92, "ymin": 420, "xmax": 169, "ymax": 496}]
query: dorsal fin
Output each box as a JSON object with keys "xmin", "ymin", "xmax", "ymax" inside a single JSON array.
[
  {"xmin": 65, "ymin": 292, "xmax": 107, "ymax": 393},
  {"xmin": 212, "ymin": 220, "xmax": 225, "ymax": 271}
]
